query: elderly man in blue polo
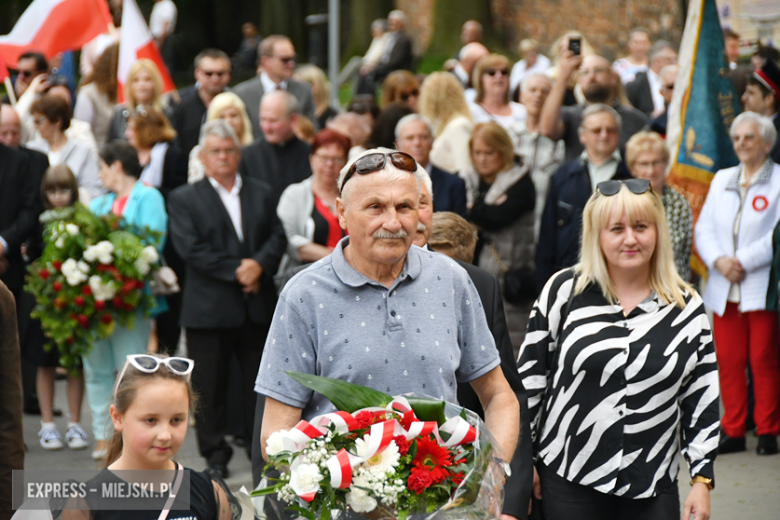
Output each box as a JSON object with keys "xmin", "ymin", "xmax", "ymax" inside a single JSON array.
[{"xmin": 254, "ymin": 147, "xmax": 519, "ymax": 465}]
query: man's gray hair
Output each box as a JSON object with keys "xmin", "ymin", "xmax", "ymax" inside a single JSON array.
[
  {"xmin": 395, "ymin": 114, "xmax": 435, "ymax": 139},
  {"xmin": 372, "ymin": 19, "xmax": 388, "ymax": 32},
  {"xmin": 649, "ymin": 40, "xmax": 676, "ymax": 62},
  {"xmin": 730, "ymin": 111, "xmax": 778, "ymax": 150},
  {"xmin": 418, "ymin": 164, "xmax": 433, "ymax": 199},
  {"xmin": 388, "ymin": 10, "xmax": 407, "ymax": 26},
  {"xmin": 579, "ymin": 103, "xmax": 622, "ymax": 132},
  {"xmin": 338, "ymin": 147, "xmax": 427, "ymax": 203},
  {"xmin": 261, "ymin": 90, "xmax": 301, "ymax": 118},
  {"xmin": 199, "ymin": 119, "xmax": 240, "ymax": 148},
  {"xmin": 520, "ymin": 72, "xmax": 552, "ymax": 93}
]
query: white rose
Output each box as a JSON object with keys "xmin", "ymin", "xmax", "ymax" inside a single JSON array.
[
  {"xmin": 77, "ymin": 260, "xmax": 90, "ymax": 274},
  {"xmin": 95, "ymin": 241, "xmax": 114, "ymax": 264},
  {"xmin": 289, "ymin": 462, "xmax": 323, "ymax": 499},
  {"xmin": 266, "ymin": 430, "xmax": 288, "ymax": 457},
  {"xmin": 134, "ymin": 258, "xmax": 150, "ymax": 275},
  {"xmin": 346, "ymin": 476, "xmax": 377, "ymax": 513},
  {"xmin": 89, "ymin": 276, "xmax": 117, "ymax": 301},
  {"xmin": 55, "ymin": 236, "xmax": 65, "ymax": 249},
  {"xmin": 141, "ymin": 246, "xmax": 159, "ymax": 264},
  {"xmin": 65, "ymin": 224, "xmax": 80, "ymax": 236}
]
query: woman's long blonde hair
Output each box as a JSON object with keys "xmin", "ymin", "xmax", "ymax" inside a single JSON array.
[
  {"xmin": 125, "ymin": 59, "xmax": 164, "ymax": 111},
  {"xmin": 576, "ymin": 184, "xmax": 691, "ymax": 308},
  {"xmin": 419, "ymin": 72, "xmax": 472, "ymax": 135},
  {"xmin": 206, "ymin": 92, "xmax": 254, "ymax": 145}
]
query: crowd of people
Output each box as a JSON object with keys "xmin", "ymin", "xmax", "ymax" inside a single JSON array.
[{"xmin": 2, "ymin": 5, "xmax": 780, "ymax": 520}]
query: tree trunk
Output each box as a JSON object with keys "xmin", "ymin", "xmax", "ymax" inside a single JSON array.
[{"xmin": 427, "ymin": 0, "xmax": 502, "ymax": 56}]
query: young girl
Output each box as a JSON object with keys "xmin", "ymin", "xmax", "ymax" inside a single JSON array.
[
  {"xmin": 96, "ymin": 353, "xmax": 237, "ymax": 519},
  {"xmin": 24, "ymin": 164, "xmax": 88, "ymax": 451}
]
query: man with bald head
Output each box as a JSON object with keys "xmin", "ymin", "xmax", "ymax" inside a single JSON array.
[
  {"xmin": 540, "ymin": 51, "xmax": 647, "ymax": 161},
  {"xmin": 452, "ymin": 42, "xmax": 489, "ymax": 99},
  {"xmin": 239, "ymin": 90, "xmax": 312, "ymax": 200}
]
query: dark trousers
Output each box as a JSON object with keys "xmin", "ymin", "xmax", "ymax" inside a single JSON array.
[
  {"xmin": 187, "ymin": 320, "xmax": 269, "ymax": 466},
  {"xmin": 538, "ymin": 463, "xmax": 679, "ymax": 520}
]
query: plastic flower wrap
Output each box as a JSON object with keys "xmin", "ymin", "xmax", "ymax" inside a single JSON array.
[
  {"xmin": 253, "ymin": 372, "xmax": 505, "ymax": 520},
  {"xmin": 24, "ymin": 204, "xmax": 163, "ymax": 371}
]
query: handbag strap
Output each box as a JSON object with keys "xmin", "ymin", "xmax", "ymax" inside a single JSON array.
[{"xmin": 158, "ymin": 462, "xmax": 184, "ymax": 520}]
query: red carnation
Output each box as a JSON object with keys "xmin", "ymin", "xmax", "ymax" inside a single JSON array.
[
  {"xmin": 66, "ymin": 336, "xmax": 74, "ymax": 345},
  {"xmin": 400, "ymin": 410, "xmax": 419, "ymax": 430},
  {"xmin": 393, "ymin": 435, "xmax": 410, "ymax": 456},
  {"xmin": 354, "ymin": 411, "xmax": 375, "ymax": 429},
  {"xmin": 81, "ymin": 285, "xmax": 92, "ymax": 296},
  {"xmin": 52, "ymin": 260, "xmax": 62, "ymax": 270},
  {"xmin": 95, "ymin": 300, "xmax": 105, "ymax": 311},
  {"xmin": 408, "ymin": 467, "xmax": 434, "ymax": 494},
  {"xmin": 101, "ymin": 314, "xmax": 113, "ymax": 324},
  {"xmin": 135, "ymin": 280, "xmax": 145, "ymax": 290},
  {"xmin": 412, "ymin": 437, "xmax": 453, "ymax": 484},
  {"xmin": 77, "ymin": 314, "xmax": 89, "ymax": 328},
  {"xmin": 124, "ymin": 302, "xmax": 135, "ymax": 311},
  {"xmin": 53, "ymin": 281, "xmax": 62, "ymax": 292},
  {"xmin": 122, "ymin": 281, "xmax": 135, "ymax": 294},
  {"xmin": 39, "ymin": 269, "xmax": 50, "ymax": 280},
  {"xmin": 113, "ymin": 297, "xmax": 123, "ymax": 308},
  {"xmin": 74, "ymin": 296, "xmax": 85, "ymax": 307}
]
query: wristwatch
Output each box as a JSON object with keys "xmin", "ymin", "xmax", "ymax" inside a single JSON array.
[
  {"xmin": 690, "ymin": 475, "xmax": 713, "ymax": 490},
  {"xmin": 493, "ymin": 457, "xmax": 512, "ymax": 477}
]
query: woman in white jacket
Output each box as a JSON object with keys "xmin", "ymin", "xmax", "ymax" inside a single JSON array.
[
  {"xmin": 695, "ymin": 112, "xmax": 780, "ymax": 456},
  {"xmin": 276, "ymin": 129, "xmax": 351, "ymax": 274}
]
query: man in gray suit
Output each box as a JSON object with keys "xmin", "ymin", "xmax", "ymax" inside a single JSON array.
[{"xmin": 233, "ymin": 35, "xmax": 317, "ymax": 137}]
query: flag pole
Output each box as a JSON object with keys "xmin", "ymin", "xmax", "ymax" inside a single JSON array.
[{"xmin": 4, "ymin": 77, "xmax": 16, "ymax": 106}]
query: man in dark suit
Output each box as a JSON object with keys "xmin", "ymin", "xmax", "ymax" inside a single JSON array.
[
  {"xmin": 626, "ymin": 40, "xmax": 677, "ymax": 118},
  {"xmin": 233, "ymin": 35, "xmax": 316, "ymax": 137},
  {"xmin": 647, "ymin": 64, "xmax": 678, "ymax": 138},
  {"xmin": 742, "ymin": 58, "xmax": 780, "ymax": 163},
  {"xmin": 239, "ymin": 90, "xmax": 312, "ymax": 200},
  {"xmin": 536, "ymin": 104, "xmax": 632, "ymax": 290},
  {"xmin": 395, "ymin": 114, "xmax": 467, "ymax": 218},
  {"xmin": 357, "ymin": 10, "xmax": 414, "ymax": 94},
  {"xmin": 168, "ymin": 119, "xmax": 287, "ymax": 479},
  {"xmin": 171, "ymin": 49, "xmax": 232, "ymax": 155}
]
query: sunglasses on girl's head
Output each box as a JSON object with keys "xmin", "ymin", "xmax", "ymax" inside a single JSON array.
[
  {"xmin": 113, "ymin": 355, "xmax": 194, "ymax": 400},
  {"xmin": 340, "ymin": 152, "xmax": 418, "ymax": 194},
  {"xmin": 596, "ymin": 178, "xmax": 652, "ymax": 197},
  {"xmin": 486, "ymin": 68, "xmax": 509, "ymax": 77}
]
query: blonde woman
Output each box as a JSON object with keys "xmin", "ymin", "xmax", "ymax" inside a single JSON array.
[
  {"xmin": 188, "ymin": 92, "xmax": 254, "ymax": 183},
  {"xmin": 517, "ymin": 179, "xmax": 719, "ymax": 520},
  {"xmin": 107, "ymin": 59, "xmax": 168, "ymax": 141},
  {"xmin": 469, "ymin": 54, "xmax": 527, "ymax": 131},
  {"xmin": 295, "ymin": 64, "xmax": 339, "ymax": 129},
  {"xmin": 419, "ymin": 71, "xmax": 474, "ymax": 175}
]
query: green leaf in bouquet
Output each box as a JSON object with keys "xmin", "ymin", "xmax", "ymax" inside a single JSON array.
[
  {"xmin": 288, "ymin": 503, "xmax": 316, "ymax": 520},
  {"xmin": 405, "ymin": 396, "xmax": 447, "ymax": 425},
  {"xmin": 250, "ymin": 485, "xmax": 283, "ymax": 497},
  {"xmin": 284, "ymin": 371, "xmax": 392, "ymax": 412},
  {"xmin": 397, "ymin": 509, "xmax": 409, "ymax": 520}
]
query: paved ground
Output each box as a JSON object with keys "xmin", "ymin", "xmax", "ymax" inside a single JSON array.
[{"xmin": 21, "ymin": 380, "xmax": 780, "ymax": 517}]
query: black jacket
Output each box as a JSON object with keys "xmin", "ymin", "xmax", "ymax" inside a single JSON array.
[
  {"xmin": 167, "ymin": 176, "xmax": 287, "ymax": 328},
  {"xmin": 373, "ymin": 30, "xmax": 414, "ymax": 81},
  {"xmin": 772, "ymin": 114, "xmax": 780, "ymax": 165},
  {"xmin": 430, "ymin": 165, "xmax": 468, "ymax": 219},
  {"xmin": 157, "ymin": 145, "xmax": 189, "ymax": 199},
  {"xmin": 239, "ymin": 137, "xmax": 312, "ymax": 201},
  {"xmin": 625, "ymin": 72, "xmax": 655, "ymax": 117},
  {"xmin": 536, "ymin": 157, "xmax": 632, "ymax": 290},
  {"xmin": 0, "ymin": 144, "xmax": 42, "ymax": 290},
  {"xmin": 171, "ymin": 93, "xmax": 209, "ymax": 156}
]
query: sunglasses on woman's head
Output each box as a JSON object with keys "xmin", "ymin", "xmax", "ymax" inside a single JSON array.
[
  {"xmin": 340, "ymin": 152, "xmax": 418, "ymax": 194},
  {"xmin": 113, "ymin": 354, "xmax": 194, "ymax": 400},
  {"xmin": 596, "ymin": 178, "xmax": 652, "ymax": 197}
]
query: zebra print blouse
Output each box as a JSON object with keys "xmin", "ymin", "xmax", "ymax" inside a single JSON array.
[{"xmin": 517, "ymin": 268, "xmax": 720, "ymax": 499}]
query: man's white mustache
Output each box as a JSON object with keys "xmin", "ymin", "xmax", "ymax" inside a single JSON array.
[{"xmin": 373, "ymin": 230, "xmax": 409, "ymax": 239}]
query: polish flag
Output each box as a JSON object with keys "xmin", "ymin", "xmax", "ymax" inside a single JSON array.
[
  {"xmin": 0, "ymin": 0, "xmax": 112, "ymax": 68},
  {"xmin": 0, "ymin": 53, "xmax": 9, "ymax": 83},
  {"xmin": 118, "ymin": 0, "xmax": 175, "ymax": 103}
]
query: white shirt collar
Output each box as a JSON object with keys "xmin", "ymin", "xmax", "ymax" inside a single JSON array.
[
  {"xmin": 207, "ymin": 173, "xmax": 243, "ymax": 196},
  {"xmin": 261, "ymin": 71, "xmax": 288, "ymax": 94}
]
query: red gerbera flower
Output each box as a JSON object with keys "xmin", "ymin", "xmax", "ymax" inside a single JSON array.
[{"xmin": 412, "ymin": 437, "xmax": 453, "ymax": 484}]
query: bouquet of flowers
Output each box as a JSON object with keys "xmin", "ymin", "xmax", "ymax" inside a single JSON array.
[
  {"xmin": 253, "ymin": 371, "xmax": 506, "ymax": 520},
  {"xmin": 25, "ymin": 204, "xmax": 162, "ymax": 370}
]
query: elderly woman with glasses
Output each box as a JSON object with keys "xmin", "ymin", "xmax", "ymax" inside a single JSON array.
[
  {"xmin": 626, "ymin": 131, "xmax": 692, "ymax": 280},
  {"xmin": 469, "ymin": 54, "xmax": 527, "ymax": 132},
  {"xmin": 276, "ymin": 129, "xmax": 352, "ymax": 273},
  {"xmin": 696, "ymin": 112, "xmax": 780, "ymax": 457},
  {"xmin": 517, "ymin": 178, "xmax": 719, "ymax": 520}
]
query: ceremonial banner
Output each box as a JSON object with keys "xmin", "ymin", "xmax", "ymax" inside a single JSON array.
[
  {"xmin": 666, "ymin": 0, "xmax": 741, "ymax": 277},
  {"xmin": 117, "ymin": 0, "xmax": 175, "ymax": 102},
  {"xmin": 0, "ymin": 0, "xmax": 112, "ymax": 68}
]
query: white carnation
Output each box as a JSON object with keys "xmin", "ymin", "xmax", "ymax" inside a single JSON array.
[
  {"xmin": 89, "ymin": 276, "xmax": 117, "ymax": 301},
  {"xmin": 84, "ymin": 241, "xmax": 114, "ymax": 264},
  {"xmin": 62, "ymin": 259, "xmax": 87, "ymax": 286},
  {"xmin": 266, "ymin": 430, "xmax": 288, "ymax": 457},
  {"xmin": 77, "ymin": 260, "xmax": 90, "ymax": 274},
  {"xmin": 141, "ymin": 246, "xmax": 159, "ymax": 264},
  {"xmin": 65, "ymin": 224, "xmax": 80, "ymax": 236},
  {"xmin": 289, "ymin": 462, "xmax": 323, "ymax": 498},
  {"xmin": 134, "ymin": 258, "xmax": 150, "ymax": 275},
  {"xmin": 346, "ymin": 475, "xmax": 377, "ymax": 513},
  {"xmin": 55, "ymin": 236, "xmax": 65, "ymax": 249}
]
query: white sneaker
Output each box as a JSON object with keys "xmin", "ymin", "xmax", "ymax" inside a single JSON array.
[
  {"xmin": 66, "ymin": 424, "xmax": 89, "ymax": 450},
  {"xmin": 91, "ymin": 448, "xmax": 108, "ymax": 461},
  {"xmin": 39, "ymin": 423, "xmax": 64, "ymax": 450}
]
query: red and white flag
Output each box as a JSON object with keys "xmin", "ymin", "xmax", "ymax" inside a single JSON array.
[
  {"xmin": 118, "ymin": 0, "xmax": 175, "ymax": 102},
  {"xmin": 0, "ymin": 0, "xmax": 112, "ymax": 68},
  {"xmin": 0, "ymin": 53, "xmax": 9, "ymax": 83}
]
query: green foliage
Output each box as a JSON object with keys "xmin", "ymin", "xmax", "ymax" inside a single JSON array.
[{"xmin": 285, "ymin": 370, "xmax": 393, "ymax": 412}]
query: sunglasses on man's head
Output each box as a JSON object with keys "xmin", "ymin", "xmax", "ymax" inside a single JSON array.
[
  {"xmin": 340, "ymin": 152, "xmax": 417, "ymax": 194},
  {"xmin": 596, "ymin": 178, "xmax": 652, "ymax": 197}
]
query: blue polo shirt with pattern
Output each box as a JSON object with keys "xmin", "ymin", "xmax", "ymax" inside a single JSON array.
[{"xmin": 254, "ymin": 237, "xmax": 500, "ymax": 420}]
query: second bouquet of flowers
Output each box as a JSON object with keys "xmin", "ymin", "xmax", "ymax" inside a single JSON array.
[{"xmin": 253, "ymin": 371, "xmax": 505, "ymax": 520}]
